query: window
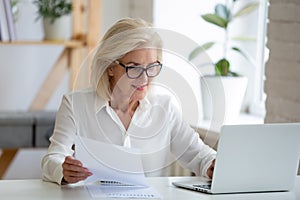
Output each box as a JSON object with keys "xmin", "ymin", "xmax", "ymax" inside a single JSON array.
[{"xmin": 153, "ymin": 0, "xmax": 268, "ymax": 120}]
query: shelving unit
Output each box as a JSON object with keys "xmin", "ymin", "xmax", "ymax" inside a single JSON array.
[
  {"xmin": 0, "ymin": 40, "xmax": 84, "ymax": 47},
  {"xmin": 0, "ymin": 0, "xmax": 102, "ymax": 110}
]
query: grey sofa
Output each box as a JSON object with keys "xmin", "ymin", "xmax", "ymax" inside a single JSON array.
[{"xmin": 0, "ymin": 111, "xmax": 56, "ymax": 148}]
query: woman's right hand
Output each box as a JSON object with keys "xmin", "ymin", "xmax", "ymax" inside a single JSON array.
[{"xmin": 62, "ymin": 156, "xmax": 93, "ymax": 184}]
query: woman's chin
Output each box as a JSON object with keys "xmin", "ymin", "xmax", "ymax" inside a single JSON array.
[{"xmin": 131, "ymin": 90, "xmax": 147, "ymax": 101}]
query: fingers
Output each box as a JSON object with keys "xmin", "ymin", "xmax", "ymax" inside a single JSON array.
[
  {"xmin": 206, "ymin": 159, "xmax": 215, "ymax": 179},
  {"xmin": 62, "ymin": 156, "xmax": 93, "ymax": 184},
  {"xmin": 211, "ymin": 159, "xmax": 215, "ymax": 167}
]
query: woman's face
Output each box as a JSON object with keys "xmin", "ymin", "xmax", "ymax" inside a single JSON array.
[{"xmin": 108, "ymin": 48, "xmax": 159, "ymax": 102}]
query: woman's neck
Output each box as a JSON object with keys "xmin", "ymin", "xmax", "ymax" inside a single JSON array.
[
  {"xmin": 109, "ymin": 96, "xmax": 139, "ymax": 116},
  {"xmin": 109, "ymin": 96, "xmax": 139, "ymax": 130}
]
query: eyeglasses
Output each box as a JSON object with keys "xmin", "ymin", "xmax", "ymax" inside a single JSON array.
[{"xmin": 115, "ymin": 60, "xmax": 162, "ymax": 79}]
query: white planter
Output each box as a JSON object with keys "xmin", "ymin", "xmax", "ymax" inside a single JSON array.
[
  {"xmin": 43, "ymin": 15, "xmax": 72, "ymax": 40},
  {"xmin": 201, "ymin": 76, "xmax": 248, "ymax": 124}
]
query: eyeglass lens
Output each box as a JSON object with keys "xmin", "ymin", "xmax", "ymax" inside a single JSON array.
[{"xmin": 127, "ymin": 64, "xmax": 162, "ymax": 79}]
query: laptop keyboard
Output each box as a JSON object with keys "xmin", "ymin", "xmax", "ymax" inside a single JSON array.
[{"xmin": 193, "ymin": 184, "xmax": 211, "ymax": 190}]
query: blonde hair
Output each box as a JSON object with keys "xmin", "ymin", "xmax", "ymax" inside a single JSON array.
[{"xmin": 90, "ymin": 18, "xmax": 163, "ymax": 100}]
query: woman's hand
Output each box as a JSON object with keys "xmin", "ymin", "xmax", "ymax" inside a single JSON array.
[
  {"xmin": 62, "ymin": 156, "xmax": 93, "ymax": 184},
  {"xmin": 206, "ymin": 159, "xmax": 215, "ymax": 179}
]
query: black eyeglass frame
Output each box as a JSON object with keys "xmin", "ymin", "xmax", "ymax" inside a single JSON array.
[{"xmin": 115, "ymin": 60, "xmax": 162, "ymax": 79}]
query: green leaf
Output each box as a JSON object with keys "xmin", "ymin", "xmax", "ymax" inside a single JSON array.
[
  {"xmin": 188, "ymin": 42, "xmax": 215, "ymax": 60},
  {"xmin": 233, "ymin": 2, "xmax": 259, "ymax": 18},
  {"xmin": 215, "ymin": 4, "xmax": 230, "ymax": 21},
  {"xmin": 33, "ymin": 0, "xmax": 72, "ymax": 20},
  {"xmin": 215, "ymin": 58, "xmax": 230, "ymax": 76},
  {"xmin": 232, "ymin": 47, "xmax": 257, "ymax": 67},
  {"xmin": 228, "ymin": 71, "xmax": 240, "ymax": 77},
  {"xmin": 201, "ymin": 14, "xmax": 228, "ymax": 28},
  {"xmin": 232, "ymin": 47, "xmax": 249, "ymax": 61},
  {"xmin": 231, "ymin": 36, "xmax": 256, "ymax": 42}
]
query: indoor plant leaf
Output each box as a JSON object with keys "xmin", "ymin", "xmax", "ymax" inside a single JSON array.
[
  {"xmin": 215, "ymin": 4, "xmax": 230, "ymax": 21},
  {"xmin": 228, "ymin": 71, "xmax": 240, "ymax": 77},
  {"xmin": 195, "ymin": 1, "xmax": 258, "ymax": 77},
  {"xmin": 189, "ymin": 42, "xmax": 215, "ymax": 60},
  {"xmin": 233, "ymin": 2, "xmax": 259, "ymax": 19},
  {"xmin": 201, "ymin": 14, "xmax": 228, "ymax": 28},
  {"xmin": 231, "ymin": 36, "xmax": 256, "ymax": 42},
  {"xmin": 232, "ymin": 47, "xmax": 256, "ymax": 67},
  {"xmin": 33, "ymin": 0, "xmax": 72, "ymax": 24},
  {"xmin": 215, "ymin": 58, "xmax": 230, "ymax": 76},
  {"xmin": 232, "ymin": 47, "xmax": 249, "ymax": 60}
]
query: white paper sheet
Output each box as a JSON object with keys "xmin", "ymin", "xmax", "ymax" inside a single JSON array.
[
  {"xmin": 86, "ymin": 184, "xmax": 161, "ymax": 199},
  {"xmin": 74, "ymin": 136, "xmax": 149, "ymax": 187},
  {"xmin": 75, "ymin": 136, "xmax": 161, "ymax": 198}
]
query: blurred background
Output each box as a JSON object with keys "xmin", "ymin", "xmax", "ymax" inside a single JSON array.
[{"xmin": 1, "ymin": 0, "xmax": 299, "ymax": 178}]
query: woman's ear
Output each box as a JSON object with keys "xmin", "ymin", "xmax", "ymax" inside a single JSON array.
[{"xmin": 107, "ymin": 66, "xmax": 114, "ymax": 76}]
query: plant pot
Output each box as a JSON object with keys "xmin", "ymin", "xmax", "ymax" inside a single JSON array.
[
  {"xmin": 43, "ymin": 15, "xmax": 72, "ymax": 40},
  {"xmin": 200, "ymin": 75, "xmax": 248, "ymax": 124}
]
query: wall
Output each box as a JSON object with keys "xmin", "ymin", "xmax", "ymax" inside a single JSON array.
[
  {"xmin": 0, "ymin": 1, "xmax": 68, "ymax": 111},
  {"xmin": 265, "ymin": 0, "xmax": 300, "ymax": 122},
  {"xmin": 0, "ymin": 0, "xmax": 153, "ymax": 111},
  {"xmin": 102, "ymin": 0, "xmax": 153, "ymax": 34}
]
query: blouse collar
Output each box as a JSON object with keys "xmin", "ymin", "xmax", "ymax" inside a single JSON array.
[{"xmin": 94, "ymin": 92, "xmax": 152, "ymax": 114}]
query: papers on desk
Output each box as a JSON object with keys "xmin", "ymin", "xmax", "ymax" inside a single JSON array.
[
  {"xmin": 86, "ymin": 184, "xmax": 161, "ymax": 199},
  {"xmin": 75, "ymin": 136, "xmax": 161, "ymax": 199}
]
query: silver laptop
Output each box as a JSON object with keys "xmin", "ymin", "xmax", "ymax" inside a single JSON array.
[{"xmin": 173, "ymin": 123, "xmax": 300, "ymax": 194}]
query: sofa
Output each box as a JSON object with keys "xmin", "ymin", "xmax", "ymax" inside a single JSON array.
[{"xmin": 0, "ymin": 111, "xmax": 56, "ymax": 148}]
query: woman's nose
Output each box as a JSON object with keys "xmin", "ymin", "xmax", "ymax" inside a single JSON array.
[{"xmin": 137, "ymin": 70, "xmax": 148, "ymax": 82}]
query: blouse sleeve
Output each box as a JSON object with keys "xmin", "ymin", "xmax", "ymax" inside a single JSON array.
[
  {"xmin": 169, "ymin": 104, "xmax": 216, "ymax": 178},
  {"xmin": 41, "ymin": 95, "xmax": 77, "ymax": 184}
]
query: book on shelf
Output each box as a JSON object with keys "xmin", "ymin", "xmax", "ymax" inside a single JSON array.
[
  {"xmin": 0, "ymin": 0, "xmax": 10, "ymax": 42},
  {"xmin": 0, "ymin": 0, "xmax": 17, "ymax": 42},
  {"xmin": 0, "ymin": 17, "xmax": 2, "ymax": 41},
  {"xmin": 4, "ymin": 0, "xmax": 16, "ymax": 41}
]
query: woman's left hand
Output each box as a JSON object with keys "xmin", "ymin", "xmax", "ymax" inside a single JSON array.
[{"xmin": 206, "ymin": 159, "xmax": 215, "ymax": 179}]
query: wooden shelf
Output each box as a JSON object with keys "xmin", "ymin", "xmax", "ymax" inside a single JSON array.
[
  {"xmin": 0, "ymin": 0, "xmax": 102, "ymax": 111},
  {"xmin": 0, "ymin": 40, "xmax": 85, "ymax": 48}
]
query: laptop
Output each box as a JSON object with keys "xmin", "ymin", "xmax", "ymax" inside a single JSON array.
[{"xmin": 173, "ymin": 123, "xmax": 300, "ymax": 194}]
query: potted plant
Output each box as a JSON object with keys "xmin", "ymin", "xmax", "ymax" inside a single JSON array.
[
  {"xmin": 33, "ymin": 0, "xmax": 72, "ymax": 40},
  {"xmin": 189, "ymin": 0, "xmax": 259, "ymax": 123}
]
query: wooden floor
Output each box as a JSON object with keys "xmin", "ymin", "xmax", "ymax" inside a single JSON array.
[{"xmin": 0, "ymin": 149, "xmax": 18, "ymax": 178}]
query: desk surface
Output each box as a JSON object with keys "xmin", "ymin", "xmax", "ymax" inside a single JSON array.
[{"xmin": 0, "ymin": 176, "xmax": 299, "ymax": 200}]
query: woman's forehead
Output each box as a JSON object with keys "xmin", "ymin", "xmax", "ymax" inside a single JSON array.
[{"xmin": 121, "ymin": 49, "xmax": 158, "ymax": 62}]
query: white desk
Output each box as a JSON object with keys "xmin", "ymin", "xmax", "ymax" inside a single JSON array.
[{"xmin": 0, "ymin": 176, "xmax": 299, "ymax": 200}]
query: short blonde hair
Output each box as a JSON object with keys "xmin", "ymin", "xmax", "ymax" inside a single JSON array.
[{"xmin": 90, "ymin": 18, "xmax": 163, "ymax": 100}]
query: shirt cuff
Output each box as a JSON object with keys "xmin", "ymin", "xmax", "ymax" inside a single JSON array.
[
  {"xmin": 201, "ymin": 154, "xmax": 216, "ymax": 178},
  {"xmin": 53, "ymin": 165, "xmax": 64, "ymax": 185}
]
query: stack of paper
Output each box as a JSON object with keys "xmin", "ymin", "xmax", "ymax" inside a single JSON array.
[
  {"xmin": 75, "ymin": 136, "xmax": 161, "ymax": 199},
  {"xmin": 86, "ymin": 184, "xmax": 161, "ymax": 199}
]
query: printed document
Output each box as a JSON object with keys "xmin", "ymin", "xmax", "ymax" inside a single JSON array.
[{"xmin": 75, "ymin": 136, "xmax": 161, "ymax": 198}]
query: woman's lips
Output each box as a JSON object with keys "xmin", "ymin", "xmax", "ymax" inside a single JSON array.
[{"xmin": 132, "ymin": 84, "xmax": 148, "ymax": 91}]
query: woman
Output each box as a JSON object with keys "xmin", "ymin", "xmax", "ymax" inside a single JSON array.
[{"xmin": 41, "ymin": 18, "xmax": 216, "ymax": 185}]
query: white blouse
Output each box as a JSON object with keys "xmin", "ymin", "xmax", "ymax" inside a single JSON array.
[{"xmin": 41, "ymin": 88, "xmax": 216, "ymax": 184}]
